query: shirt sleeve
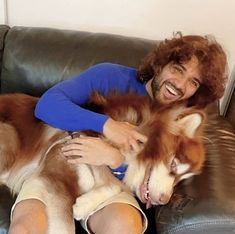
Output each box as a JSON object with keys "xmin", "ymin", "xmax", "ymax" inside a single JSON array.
[{"xmin": 35, "ymin": 63, "xmax": 122, "ymax": 133}]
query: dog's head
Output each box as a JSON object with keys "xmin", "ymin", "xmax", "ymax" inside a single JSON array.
[{"xmin": 123, "ymin": 107, "xmax": 206, "ymax": 208}]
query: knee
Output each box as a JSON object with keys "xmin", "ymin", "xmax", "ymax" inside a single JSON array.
[
  {"xmin": 110, "ymin": 203, "xmax": 143, "ymax": 233},
  {"xmin": 89, "ymin": 203, "xmax": 143, "ymax": 234},
  {"xmin": 10, "ymin": 199, "xmax": 48, "ymax": 234},
  {"xmin": 9, "ymin": 222, "xmax": 30, "ymax": 234}
]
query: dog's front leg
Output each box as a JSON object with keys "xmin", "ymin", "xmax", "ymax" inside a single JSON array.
[{"xmin": 73, "ymin": 184, "xmax": 122, "ymax": 220}]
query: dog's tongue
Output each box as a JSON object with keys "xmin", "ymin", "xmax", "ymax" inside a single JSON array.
[
  {"xmin": 146, "ymin": 199, "xmax": 152, "ymax": 209},
  {"xmin": 141, "ymin": 164, "xmax": 152, "ymax": 209}
]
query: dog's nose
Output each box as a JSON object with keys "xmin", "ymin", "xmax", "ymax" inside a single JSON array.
[{"xmin": 157, "ymin": 193, "xmax": 170, "ymax": 205}]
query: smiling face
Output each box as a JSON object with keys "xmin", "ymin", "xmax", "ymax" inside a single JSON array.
[{"xmin": 147, "ymin": 57, "xmax": 202, "ymax": 105}]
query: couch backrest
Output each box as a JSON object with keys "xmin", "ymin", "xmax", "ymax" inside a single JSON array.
[{"xmin": 0, "ymin": 26, "xmax": 157, "ymax": 96}]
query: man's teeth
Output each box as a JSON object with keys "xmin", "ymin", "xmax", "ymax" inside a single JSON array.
[{"xmin": 166, "ymin": 84, "xmax": 178, "ymax": 96}]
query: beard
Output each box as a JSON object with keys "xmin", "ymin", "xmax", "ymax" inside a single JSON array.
[
  {"xmin": 150, "ymin": 77, "xmax": 184, "ymax": 104},
  {"xmin": 150, "ymin": 77, "xmax": 162, "ymax": 101},
  {"xmin": 151, "ymin": 78, "xmax": 158, "ymax": 96}
]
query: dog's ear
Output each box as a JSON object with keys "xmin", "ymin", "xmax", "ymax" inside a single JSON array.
[
  {"xmin": 89, "ymin": 92, "xmax": 107, "ymax": 106},
  {"xmin": 176, "ymin": 111, "xmax": 205, "ymax": 138},
  {"xmin": 86, "ymin": 92, "xmax": 108, "ymax": 113}
]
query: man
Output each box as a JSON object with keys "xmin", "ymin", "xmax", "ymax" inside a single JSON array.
[{"xmin": 9, "ymin": 33, "xmax": 228, "ymax": 234}]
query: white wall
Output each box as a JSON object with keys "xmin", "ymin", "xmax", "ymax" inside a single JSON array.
[
  {"xmin": 4, "ymin": 0, "xmax": 235, "ymax": 112},
  {"xmin": 6, "ymin": 0, "xmax": 235, "ymax": 65},
  {"xmin": 0, "ymin": 0, "xmax": 7, "ymax": 24}
]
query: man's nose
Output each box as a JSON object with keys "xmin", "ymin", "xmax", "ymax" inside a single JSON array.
[{"xmin": 173, "ymin": 76, "xmax": 187, "ymax": 90}]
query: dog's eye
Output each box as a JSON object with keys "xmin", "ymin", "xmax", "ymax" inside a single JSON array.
[{"xmin": 170, "ymin": 158, "xmax": 177, "ymax": 174}]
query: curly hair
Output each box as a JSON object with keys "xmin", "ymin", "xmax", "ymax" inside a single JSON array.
[{"xmin": 137, "ymin": 33, "xmax": 228, "ymax": 108}]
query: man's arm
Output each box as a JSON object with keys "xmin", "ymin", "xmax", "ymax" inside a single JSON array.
[{"xmin": 35, "ymin": 63, "xmax": 118, "ymax": 132}]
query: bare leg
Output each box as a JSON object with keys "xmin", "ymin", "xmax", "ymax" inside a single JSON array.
[
  {"xmin": 9, "ymin": 199, "xmax": 48, "ymax": 234},
  {"xmin": 88, "ymin": 203, "xmax": 143, "ymax": 234}
]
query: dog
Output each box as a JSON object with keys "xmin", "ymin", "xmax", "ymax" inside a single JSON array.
[{"xmin": 0, "ymin": 92, "xmax": 206, "ymax": 233}]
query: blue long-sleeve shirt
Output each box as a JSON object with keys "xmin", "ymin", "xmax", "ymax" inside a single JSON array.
[{"xmin": 35, "ymin": 63, "xmax": 148, "ymax": 179}]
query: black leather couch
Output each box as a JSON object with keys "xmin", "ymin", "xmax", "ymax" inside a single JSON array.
[{"xmin": 0, "ymin": 25, "xmax": 235, "ymax": 234}]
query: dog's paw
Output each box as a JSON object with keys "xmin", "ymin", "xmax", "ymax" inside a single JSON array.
[
  {"xmin": 73, "ymin": 196, "xmax": 96, "ymax": 220},
  {"xmin": 73, "ymin": 185, "xmax": 122, "ymax": 220}
]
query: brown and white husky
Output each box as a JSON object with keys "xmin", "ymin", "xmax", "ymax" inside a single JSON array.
[{"xmin": 0, "ymin": 92, "xmax": 205, "ymax": 234}]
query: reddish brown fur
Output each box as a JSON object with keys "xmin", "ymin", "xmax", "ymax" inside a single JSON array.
[
  {"xmin": 40, "ymin": 144, "xmax": 79, "ymax": 205},
  {"xmin": 176, "ymin": 137, "xmax": 205, "ymax": 172},
  {"xmin": 0, "ymin": 94, "xmax": 80, "ymax": 203},
  {"xmin": 0, "ymin": 95, "xmax": 48, "ymax": 165}
]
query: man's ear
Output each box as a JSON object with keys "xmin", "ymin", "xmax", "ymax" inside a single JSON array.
[{"xmin": 176, "ymin": 112, "xmax": 204, "ymax": 138}]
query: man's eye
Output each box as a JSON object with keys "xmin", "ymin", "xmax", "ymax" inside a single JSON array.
[
  {"xmin": 170, "ymin": 158, "xmax": 177, "ymax": 174},
  {"xmin": 191, "ymin": 79, "xmax": 200, "ymax": 88},
  {"xmin": 171, "ymin": 65, "xmax": 183, "ymax": 74}
]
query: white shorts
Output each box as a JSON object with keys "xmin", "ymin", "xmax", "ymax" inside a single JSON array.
[
  {"xmin": 80, "ymin": 191, "xmax": 148, "ymax": 234},
  {"xmin": 11, "ymin": 180, "xmax": 148, "ymax": 234}
]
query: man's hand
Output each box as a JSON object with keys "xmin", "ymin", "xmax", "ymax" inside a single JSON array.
[
  {"xmin": 61, "ymin": 135, "xmax": 124, "ymax": 168},
  {"xmin": 103, "ymin": 118, "xmax": 147, "ymax": 153}
]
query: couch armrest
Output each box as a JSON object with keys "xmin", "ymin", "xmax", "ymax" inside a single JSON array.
[
  {"xmin": 0, "ymin": 25, "xmax": 10, "ymax": 51},
  {"xmin": 225, "ymin": 86, "xmax": 235, "ymax": 129},
  {"xmin": 0, "ymin": 25, "xmax": 10, "ymax": 86},
  {"xmin": 155, "ymin": 113, "xmax": 235, "ymax": 233}
]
